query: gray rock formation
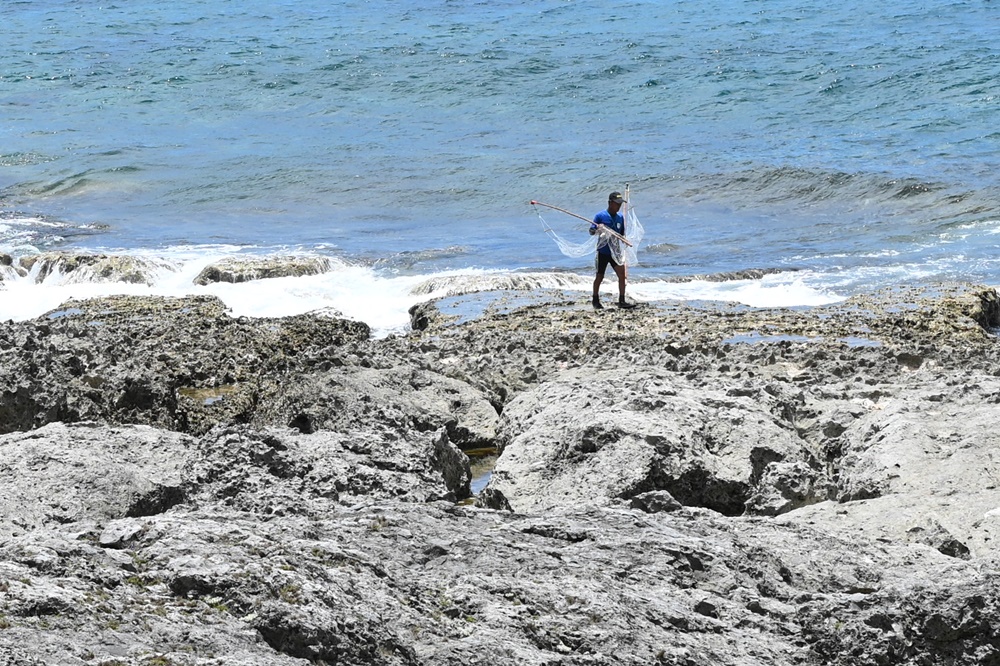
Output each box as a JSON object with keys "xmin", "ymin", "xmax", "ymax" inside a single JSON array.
[
  {"xmin": 2, "ymin": 283, "xmax": 1000, "ymax": 665},
  {"xmin": 0, "ymin": 253, "xmax": 26, "ymax": 281},
  {"xmin": 0, "ymin": 294, "xmax": 370, "ymax": 435},
  {"xmin": 486, "ymin": 366, "xmax": 815, "ymax": 515},
  {"xmin": 18, "ymin": 252, "xmax": 174, "ymax": 285},
  {"xmin": 192, "ymin": 255, "xmax": 335, "ymax": 285}
]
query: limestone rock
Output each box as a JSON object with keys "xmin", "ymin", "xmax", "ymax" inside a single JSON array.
[
  {"xmin": 0, "ymin": 294, "xmax": 369, "ymax": 435},
  {"xmin": 1, "ymin": 284, "xmax": 1000, "ymax": 664},
  {"xmin": 489, "ymin": 367, "xmax": 813, "ymax": 515},
  {"xmin": 0, "ymin": 422, "xmax": 196, "ymax": 538},
  {"xmin": 257, "ymin": 363, "xmax": 500, "ymax": 449},
  {"xmin": 19, "ymin": 251, "xmax": 174, "ymax": 285},
  {"xmin": 193, "ymin": 255, "xmax": 335, "ymax": 285}
]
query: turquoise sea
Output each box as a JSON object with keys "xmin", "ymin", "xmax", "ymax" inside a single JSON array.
[{"xmin": 2, "ymin": 0, "xmax": 999, "ymax": 333}]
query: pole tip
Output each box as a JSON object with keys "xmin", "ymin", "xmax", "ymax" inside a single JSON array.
[{"xmin": 530, "ymin": 200, "xmax": 537, "ymax": 205}]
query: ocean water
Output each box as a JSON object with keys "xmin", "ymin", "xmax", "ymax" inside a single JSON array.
[{"xmin": 2, "ymin": 0, "xmax": 999, "ymax": 335}]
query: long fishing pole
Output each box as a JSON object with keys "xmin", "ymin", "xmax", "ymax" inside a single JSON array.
[{"xmin": 529, "ymin": 200, "xmax": 633, "ymax": 246}]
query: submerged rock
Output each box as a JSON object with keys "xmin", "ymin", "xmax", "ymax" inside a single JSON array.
[
  {"xmin": 193, "ymin": 255, "xmax": 336, "ymax": 285},
  {"xmin": 18, "ymin": 251, "xmax": 175, "ymax": 285},
  {"xmin": 0, "ymin": 252, "xmax": 27, "ymax": 281}
]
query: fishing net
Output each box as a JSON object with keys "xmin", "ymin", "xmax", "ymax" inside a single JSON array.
[{"xmin": 534, "ymin": 199, "xmax": 645, "ymax": 266}]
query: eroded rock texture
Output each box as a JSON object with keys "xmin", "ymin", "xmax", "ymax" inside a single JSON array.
[{"xmin": 2, "ymin": 284, "xmax": 1000, "ymax": 665}]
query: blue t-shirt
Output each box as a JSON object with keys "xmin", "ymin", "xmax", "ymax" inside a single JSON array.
[{"xmin": 591, "ymin": 210, "xmax": 625, "ymax": 256}]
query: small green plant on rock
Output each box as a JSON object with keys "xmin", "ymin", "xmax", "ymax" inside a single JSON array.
[
  {"xmin": 278, "ymin": 583, "xmax": 303, "ymax": 605},
  {"xmin": 207, "ymin": 598, "xmax": 229, "ymax": 613},
  {"xmin": 126, "ymin": 575, "xmax": 151, "ymax": 588}
]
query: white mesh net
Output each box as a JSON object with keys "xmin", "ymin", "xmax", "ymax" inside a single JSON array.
[{"xmin": 534, "ymin": 196, "xmax": 645, "ymax": 266}]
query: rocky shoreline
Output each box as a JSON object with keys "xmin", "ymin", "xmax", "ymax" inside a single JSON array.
[{"xmin": 3, "ymin": 274, "xmax": 1000, "ymax": 665}]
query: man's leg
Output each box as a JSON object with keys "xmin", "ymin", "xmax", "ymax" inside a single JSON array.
[
  {"xmin": 614, "ymin": 264, "xmax": 627, "ymax": 301},
  {"xmin": 613, "ymin": 263, "xmax": 635, "ymax": 308},
  {"xmin": 593, "ymin": 254, "xmax": 606, "ymax": 309}
]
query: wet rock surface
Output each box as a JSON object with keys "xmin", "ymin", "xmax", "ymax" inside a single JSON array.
[
  {"xmin": 17, "ymin": 252, "xmax": 174, "ymax": 286},
  {"xmin": 3, "ymin": 283, "xmax": 1000, "ymax": 665},
  {"xmin": 0, "ymin": 295, "xmax": 371, "ymax": 435},
  {"xmin": 192, "ymin": 255, "xmax": 336, "ymax": 286}
]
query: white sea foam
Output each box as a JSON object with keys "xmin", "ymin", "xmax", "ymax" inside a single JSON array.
[
  {"xmin": 633, "ymin": 272, "xmax": 844, "ymax": 309},
  {"xmin": 0, "ymin": 253, "xmax": 506, "ymax": 337},
  {"xmin": 0, "ymin": 250, "xmax": 977, "ymax": 337},
  {"xmin": 0, "ymin": 259, "xmax": 839, "ymax": 336}
]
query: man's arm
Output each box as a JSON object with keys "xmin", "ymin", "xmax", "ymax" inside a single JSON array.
[{"xmin": 590, "ymin": 212, "xmax": 604, "ymax": 235}]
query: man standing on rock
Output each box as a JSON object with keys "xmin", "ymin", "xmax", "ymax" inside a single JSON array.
[{"xmin": 591, "ymin": 191, "xmax": 636, "ymax": 310}]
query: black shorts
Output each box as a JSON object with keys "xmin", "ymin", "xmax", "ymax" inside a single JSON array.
[{"xmin": 595, "ymin": 252, "xmax": 620, "ymax": 275}]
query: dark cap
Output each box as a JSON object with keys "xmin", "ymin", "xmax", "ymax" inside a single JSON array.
[{"xmin": 609, "ymin": 191, "xmax": 624, "ymax": 203}]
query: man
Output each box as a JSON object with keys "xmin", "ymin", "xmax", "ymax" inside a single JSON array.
[{"xmin": 590, "ymin": 191, "xmax": 636, "ymax": 309}]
